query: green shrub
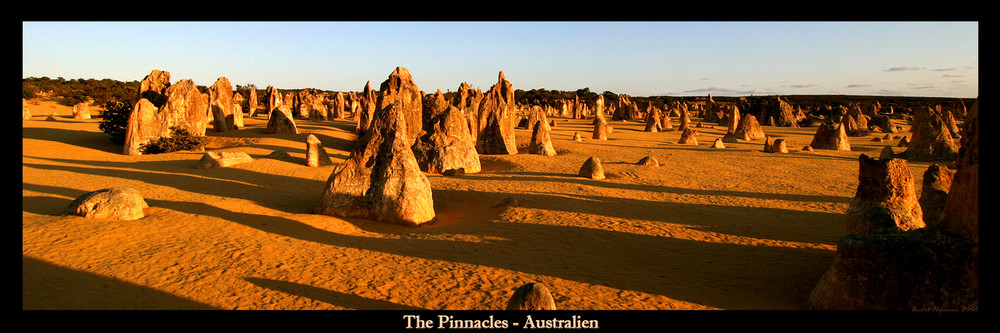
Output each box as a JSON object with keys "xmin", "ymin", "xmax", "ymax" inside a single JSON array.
[
  {"xmin": 98, "ymin": 100, "xmax": 133, "ymax": 144},
  {"xmin": 140, "ymin": 127, "xmax": 207, "ymax": 154}
]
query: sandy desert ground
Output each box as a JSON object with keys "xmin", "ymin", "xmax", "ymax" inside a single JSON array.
[{"xmin": 22, "ymin": 98, "xmax": 948, "ymax": 311}]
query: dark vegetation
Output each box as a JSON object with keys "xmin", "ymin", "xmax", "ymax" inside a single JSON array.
[
  {"xmin": 97, "ymin": 100, "xmax": 133, "ymax": 145},
  {"xmin": 140, "ymin": 127, "xmax": 207, "ymax": 154},
  {"xmin": 25, "ymin": 76, "xmax": 974, "ymax": 121}
]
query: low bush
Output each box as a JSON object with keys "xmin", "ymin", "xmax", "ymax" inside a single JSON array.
[{"xmin": 140, "ymin": 127, "xmax": 207, "ymax": 154}]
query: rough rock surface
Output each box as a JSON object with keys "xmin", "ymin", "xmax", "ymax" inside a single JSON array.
[
  {"xmin": 809, "ymin": 121, "xmax": 851, "ymax": 151},
  {"xmin": 845, "ymin": 155, "xmax": 925, "ymax": 234},
  {"xmin": 376, "ymin": 67, "xmax": 423, "ymax": 147},
  {"xmin": 734, "ymin": 114, "xmax": 765, "ymax": 141},
  {"xmin": 208, "ymin": 77, "xmax": 240, "ymax": 131},
  {"xmin": 412, "ymin": 105, "xmax": 481, "ymax": 174},
  {"xmin": 506, "ymin": 282, "xmax": 557, "ymax": 310},
  {"xmin": 315, "ymin": 102, "xmax": 435, "ymax": 227},
  {"xmin": 306, "ymin": 134, "xmax": 334, "ymax": 167},
  {"xmin": 529, "ymin": 115, "xmax": 557, "ymax": 156},
  {"xmin": 677, "ymin": 128, "xmax": 698, "ymax": 145},
  {"xmin": 265, "ymin": 106, "xmax": 298, "ymax": 134},
  {"xmin": 160, "ymin": 79, "xmax": 210, "ymax": 137},
  {"xmin": 123, "ymin": 98, "xmax": 169, "ymax": 155},
  {"xmin": 919, "ymin": 164, "xmax": 952, "ymax": 226},
  {"xmin": 938, "ymin": 97, "xmax": 978, "ymax": 243},
  {"xmin": 475, "ymin": 72, "xmax": 517, "ymax": 154},
  {"xmin": 138, "ymin": 69, "xmax": 171, "ymax": 106},
  {"xmin": 578, "ymin": 156, "xmax": 605, "ymax": 180},
  {"xmin": 196, "ymin": 151, "xmax": 254, "ymax": 169},
  {"xmin": 592, "ymin": 116, "xmax": 608, "ymax": 140},
  {"xmin": 899, "ymin": 107, "xmax": 959, "ymax": 161},
  {"xmin": 64, "ymin": 187, "xmax": 149, "ymax": 221},
  {"xmin": 636, "ymin": 156, "xmax": 658, "ymax": 166}
]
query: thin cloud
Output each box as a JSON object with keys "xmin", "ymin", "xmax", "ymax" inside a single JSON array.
[
  {"xmin": 789, "ymin": 83, "xmax": 815, "ymax": 88},
  {"xmin": 847, "ymin": 84, "xmax": 872, "ymax": 88},
  {"xmin": 909, "ymin": 84, "xmax": 940, "ymax": 90},
  {"xmin": 885, "ymin": 66, "xmax": 923, "ymax": 72},
  {"xmin": 932, "ymin": 68, "xmax": 956, "ymax": 71},
  {"xmin": 943, "ymin": 74, "xmax": 964, "ymax": 78}
]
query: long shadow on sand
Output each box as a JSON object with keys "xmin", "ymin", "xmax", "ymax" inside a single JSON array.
[
  {"xmin": 454, "ymin": 171, "xmax": 851, "ymax": 205},
  {"xmin": 150, "ymin": 197, "xmax": 835, "ymax": 310},
  {"xmin": 22, "ymin": 126, "xmax": 124, "ymax": 154},
  {"xmin": 23, "ymin": 256, "xmax": 217, "ymax": 310},
  {"xmin": 243, "ymin": 277, "xmax": 424, "ymax": 310}
]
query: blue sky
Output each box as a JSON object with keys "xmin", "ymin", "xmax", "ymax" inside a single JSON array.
[{"xmin": 22, "ymin": 21, "xmax": 978, "ymax": 98}]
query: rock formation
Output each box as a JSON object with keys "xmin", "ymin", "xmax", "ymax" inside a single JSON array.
[
  {"xmin": 506, "ymin": 282, "xmax": 556, "ymax": 310},
  {"xmin": 306, "ymin": 134, "xmax": 334, "ymax": 167},
  {"xmin": 809, "ymin": 109, "xmax": 978, "ymax": 310},
  {"xmin": 636, "ymin": 156, "xmax": 658, "ymax": 166},
  {"xmin": 72, "ymin": 101, "xmax": 92, "ymax": 119},
  {"xmin": 160, "ymin": 79, "xmax": 210, "ymax": 137},
  {"xmin": 265, "ymin": 105, "xmax": 298, "ymax": 134},
  {"xmin": 196, "ymin": 151, "xmax": 254, "ymax": 169},
  {"xmin": 733, "ymin": 114, "xmax": 765, "ymax": 141},
  {"xmin": 809, "ymin": 121, "xmax": 851, "ymax": 151},
  {"xmin": 314, "ymin": 101, "xmax": 435, "ymax": 227},
  {"xmin": 677, "ymin": 128, "xmax": 697, "ymax": 145},
  {"xmin": 529, "ymin": 113, "xmax": 557, "ymax": 156},
  {"xmin": 356, "ymin": 81, "xmax": 377, "ymax": 136},
  {"xmin": 123, "ymin": 98, "xmax": 167, "ymax": 155},
  {"xmin": 578, "ymin": 156, "xmax": 605, "ymax": 180},
  {"xmin": 592, "ymin": 116, "xmax": 609, "ymax": 140},
  {"xmin": 138, "ymin": 69, "xmax": 171, "ymax": 106},
  {"xmin": 64, "ymin": 187, "xmax": 148, "ymax": 221},
  {"xmin": 22, "ymin": 98, "xmax": 31, "ymax": 120},
  {"xmin": 919, "ymin": 164, "xmax": 952, "ymax": 226},
  {"xmin": 899, "ymin": 107, "xmax": 959, "ymax": 161},
  {"xmin": 761, "ymin": 96, "xmax": 799, "ymax": 127},
  {"xmin": 845, "ymin": 155, "xmax": 925, "ymax": 234},
  {"xmin": 475, "ymin": 72, "xmax": 517, "ymax": 154},
  {"xmin": 412, "ymin": 105, "xmax": 482, "ymax": 174},
  {"xmin": 208, "ymin": 77, "xmax": 240, "ymax": 131},
  {"xmin": 375, "ymin": 67, "xmax": 423, "ymax": 147},
  {"xmin": 711, "ymin": 138, "xmax": 726, "ymax": 149}
]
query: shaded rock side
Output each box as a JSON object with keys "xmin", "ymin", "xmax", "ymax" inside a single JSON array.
[
  {"xmin": 306, "ymin": 134, "xmax": 334, "ymax": 167},
  {"xmin": 265, "ymin": 106, "xmax": 298, "ymax": 134},
  {"xmin": 900, "ymin": 107, "xmax": 959, "ymax": 161},
  {"xmin": 919, "ymin": 164, "xmax": 952, "ymax": 226},
  {"xmin": 578, "ymin": 156, "xmax": 605, "ymax": 180},
  {"xmin": 475, "ymin": 72, "xmax": 517, "ymax": 154},
  {"xmin": 529, "ymin": 116, "xmax": 557, "ymax": 156},
  {"xmin": 160, "ymin": 79, "xmax": 210, "ymax": 137},
  {"xmin": 845, "ymin": 155, "xmax": 925, "ymax": 234},
  {"xmin": 938, "ymin": 97, "xmax": 978, "ymax": 243},
  {"xmin": 809, "ymin": 121, "xmax": 851, "ymax": 151},
  {"xmin": 376, "ymin": 67, "xmax": 423, "ymax": 146},
  {"xmin": 64, "ymin": 187, "xmax": 149, "ymax": 221},
  {"xmin": 412, "ymin": 105, "xmax": 482, "ymax": 174},
  {"xmin": 808, "ymin": 228, "xmax": 978, "ymax": 310},
  {"xmin": 315, "ymin": 102, "xmax": 435, "ymax": 227}
]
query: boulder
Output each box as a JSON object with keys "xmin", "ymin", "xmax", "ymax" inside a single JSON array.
[
  {"xmin": 809, "ymin": 121, "xmax": 851, "ymax": 151},
  {"xmin": 636, "ymin": 156, "xmax": 658, "ymax": 166},
  {"xmin": 711, "ymin": 138, "xmax": 726, "ymax": 149},
  {"xmin": 578, "ymin": 156, "xmax": 605, "ymax": 180},
  {"xmin": 64, "ymin": 187, "xmax": 148, "ymax": 221},
  {"xmin": 72, "ymin": 101, "xmax": 92, "ymax": 119},
  {"xmin": 306, "ymin": 134, "xmax": 334, "ymax": 167},
  {"xmin": 265, "ymin": 106, "xmax": 298, "ymax": 134},
  {"xmin": 506, "ymin": 283, "xmax": 557, "ymax": 310},
  {"xmin": 899, "ymin": 107, "xmax": 959, "ymax": 161},
  {"xmin": 572, "ymin": 132, "xmax": 583, "ymax": 142},
  {"xmin": 160, "ymin": 79, "xmax": 210, "ymax": 137},
  {"xmin": 845, "ymin": 155, "xmax": 925, "ymax": 234},
  {"xmin": 196, "ymin": 151, "xmax": 253, "ymax": 169},
  {"xmin": 879, "ymin": 146, "xmax": 895, "ymax": 160},
  {"xmin": 733, "ymin": 114, "xmax": 765, "ymax": 140},
  {"xmin": 314, "ymin": 102, "xmax": 435, "ymax": 227},
  {"xmin": 677, "ymin": 128, "xmax": 697, "ymax": 145}
]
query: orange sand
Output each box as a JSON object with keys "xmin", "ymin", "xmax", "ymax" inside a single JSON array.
[{"xmin": 22, "ymin": 98, "xmax": 942, "ymax": 310}]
